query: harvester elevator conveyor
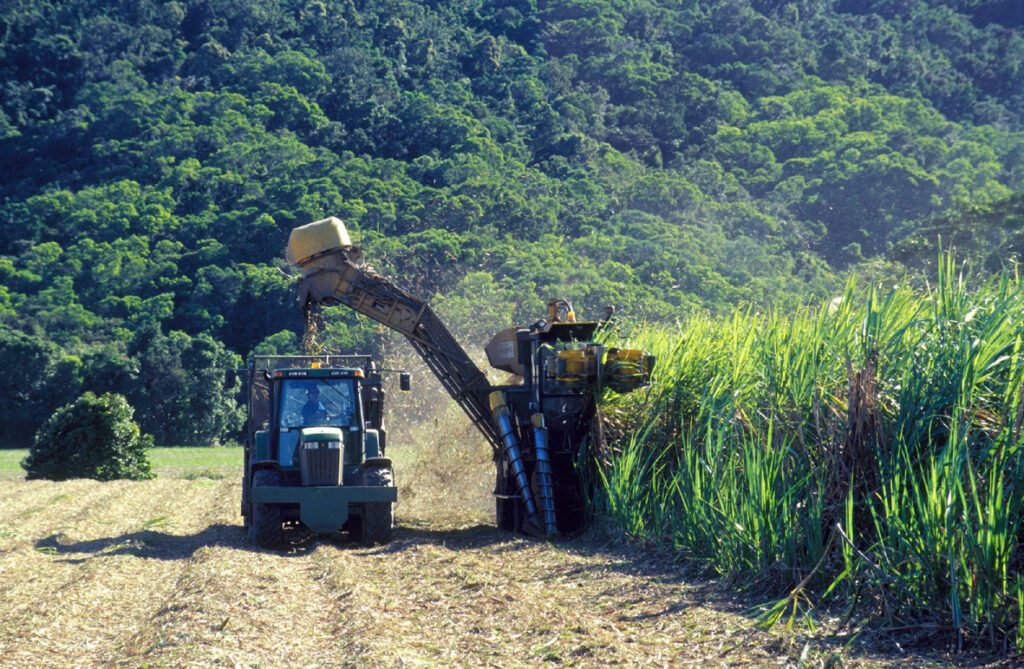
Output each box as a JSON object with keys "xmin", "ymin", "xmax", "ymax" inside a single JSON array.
[{"xmin": 294, "ymin": 246, "xmax": 506, "ymax": 457}]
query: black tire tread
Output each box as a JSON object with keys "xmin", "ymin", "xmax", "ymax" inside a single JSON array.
[
  {"xmin": 248, "ymin": 469, "xmax": 285, "ymax": 548},
  {"xmin": 495, "ymin": 468, "xmax": 519, "ymax": 532},
  {"xmin": 362, "ymin": 467, "xmax": 394, "ymax": 545}
]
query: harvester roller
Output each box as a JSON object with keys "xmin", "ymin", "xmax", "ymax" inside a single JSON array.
[
  {"xmin": 490, "ymin": 391, "xmax": 543, "ymax": 535},
  {"xmin": 531, "ymin": 413, "xmax": 558, "ymax": 536}
]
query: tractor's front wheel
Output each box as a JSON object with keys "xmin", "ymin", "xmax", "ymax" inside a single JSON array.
[
  {"xmin": 361, "ymin": 466, "xmax": 394, "ymax": 545},
  {"xmin": 248, "ymin": 469, "xmax": 285, "ymax": 548}
]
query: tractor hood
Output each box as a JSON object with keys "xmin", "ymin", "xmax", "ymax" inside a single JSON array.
[{"xmin": 299, "ymin": 426, "xmax": 345, "ymax": 444}]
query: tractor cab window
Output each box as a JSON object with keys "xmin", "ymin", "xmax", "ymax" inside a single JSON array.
[{"xmin": 278, "ymin": 378, "xmax": 357, "ymax": 429}]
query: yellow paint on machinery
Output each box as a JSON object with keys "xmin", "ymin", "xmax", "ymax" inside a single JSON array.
[
  {"xmin": 550, "ymin": 348, "xmax": 599, "ymax": 388},
  {"xmin": 603, "ymin": 347, "xmax": 656, "ymax": 392},
  {"xmin": 286, "ymin": 217, "xmax": 353, "ymax": 266}
]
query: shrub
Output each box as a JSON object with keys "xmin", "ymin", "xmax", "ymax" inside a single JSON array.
[{"xmin": 22, "ymin": 392, "xmax": 155, "ymax": 481}]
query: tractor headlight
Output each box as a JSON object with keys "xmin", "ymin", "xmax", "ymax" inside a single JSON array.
[{"xmin": 303, "ymin": 440, "xmax": 341, "ymax": 449}]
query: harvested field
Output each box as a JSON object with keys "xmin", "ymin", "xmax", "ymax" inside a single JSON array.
[{"xmin": 0, "ymin": 464, "xmax": 981, "ymax": 668}]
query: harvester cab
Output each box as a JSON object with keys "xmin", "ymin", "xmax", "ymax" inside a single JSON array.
[
  {"xmin": 241, "ymin": 354, "xmax": 409, "ymax": 547},
  {"xmin": 286, "ymin": 217, "xmax": 655, "ymax": 538}
]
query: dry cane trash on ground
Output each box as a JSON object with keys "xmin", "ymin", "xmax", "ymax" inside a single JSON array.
[{"xmin": 0, "ymin": 460, "xmax": 991, "ymax": 669}]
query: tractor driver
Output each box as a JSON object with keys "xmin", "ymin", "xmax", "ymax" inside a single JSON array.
[{"xmin": 302, "ymin": 385, "xmax": 327, "ymax": 424}]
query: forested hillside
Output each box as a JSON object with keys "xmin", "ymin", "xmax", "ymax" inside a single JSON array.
[{"xmin": 2, "ymin": 0, "xmax": 1023, "ymax": 446}]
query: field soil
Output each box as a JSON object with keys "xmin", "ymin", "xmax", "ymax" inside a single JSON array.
[{"xmin": 0, "ymin": 468, "xmax": 981, "ymax": 668}]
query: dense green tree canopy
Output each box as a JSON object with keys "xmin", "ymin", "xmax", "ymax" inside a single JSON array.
[{"xmin": 1, "ymin": 0, "xmax": 1021, "ymax": 444}]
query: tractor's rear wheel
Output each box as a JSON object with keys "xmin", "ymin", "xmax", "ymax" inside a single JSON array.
[
  {"xmin": 361, "ymin": 466, "xmax": 394, "ymax": 545},
  {"xmin": 248, "ymin": 469, "xmax": 285, "ymax": 548}
]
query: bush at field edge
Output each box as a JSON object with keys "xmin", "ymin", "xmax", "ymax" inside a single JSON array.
[{"xmin": 22, "ymin": 392, "xmax": 155, "ymax": 481}]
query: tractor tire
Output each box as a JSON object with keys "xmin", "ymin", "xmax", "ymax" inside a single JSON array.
[
  {"xmin": 242, "ymin": 474, "xmax": 251, "ymax": 530},
  {"xmin": 248, "ymin": 469, "xmax": 285, "ymax": 548},
  {"xmin": 551, "ymin": 453, "xmax": 587, "ymax": 534},
  {"xmin": 495, "ymin": 468, "xmax": 520, "ymax": 532},
  {"xmin": 361, "ymin": 466, "xmax": 394, "ymax": 546}
]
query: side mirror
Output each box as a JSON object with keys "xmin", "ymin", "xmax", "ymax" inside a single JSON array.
[{"xmin": 399, "ymin": 372, "xmax": 411, "ymax": 392}]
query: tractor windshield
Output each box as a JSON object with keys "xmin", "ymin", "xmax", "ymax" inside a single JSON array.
[{"xmin": 278, "ymin": 377, "xmax": 358, "ymax": 429}]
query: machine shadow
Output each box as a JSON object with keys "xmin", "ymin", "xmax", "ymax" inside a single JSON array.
[
  {"xmin": 32, "ymin": 520, "xmax": 520, "ymax": 562},
  {"xmin": 36, "ymin": 523, "xmax": 284, "ymax": 561}
]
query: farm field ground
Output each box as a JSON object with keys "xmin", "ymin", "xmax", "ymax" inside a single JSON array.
[{"xmin": 0, "ymin": 447, "xmax": 992, "ymax": 667}]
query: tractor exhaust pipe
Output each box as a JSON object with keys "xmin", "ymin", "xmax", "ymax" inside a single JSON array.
[
  {"xmin": 531, "ymin": 413, "xmax": 558, "ymax": 536},
  {"xmin": 490, "ymin": 392, "xmax": 545, "ymax": 537}
]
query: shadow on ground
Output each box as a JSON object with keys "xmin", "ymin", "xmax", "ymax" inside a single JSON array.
[{"xmin": 33, "ymin": 520, "xmax": 521, "ymax": 563}]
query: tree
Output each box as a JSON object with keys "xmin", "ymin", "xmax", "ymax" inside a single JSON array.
[
  {"xmin": 21, "ymin": 392, "xmax": 154, "ymax": 481},
  {"xmin": 129, "ymin": 326, "xmax": 244, "ymax": 446},
  {"xmin": 0, "ymin": 328, "xmax": 61, "ymax": 448}
]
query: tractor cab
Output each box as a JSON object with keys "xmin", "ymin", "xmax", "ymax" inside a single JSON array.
[{"xmin": 270, "ymin": 371, "xmax": 364, "ymax": 483}]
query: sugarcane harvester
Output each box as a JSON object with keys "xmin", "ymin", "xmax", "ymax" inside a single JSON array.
[{"xmin": 287, "ymin": 218, "xmax": 654, "ymax": 537}]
